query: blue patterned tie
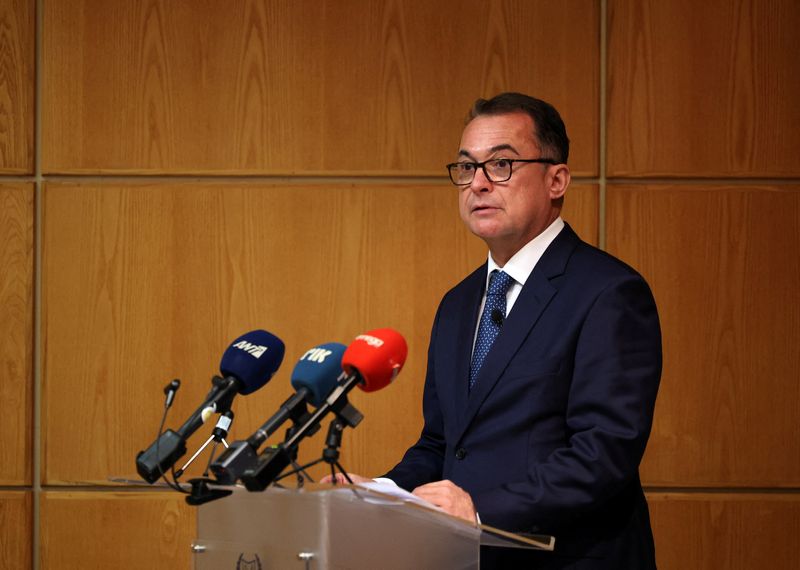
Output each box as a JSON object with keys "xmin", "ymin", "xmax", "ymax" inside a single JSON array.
[{"xmin": 470, "ymin": 270, "xmax": 514, "ymax": 389}]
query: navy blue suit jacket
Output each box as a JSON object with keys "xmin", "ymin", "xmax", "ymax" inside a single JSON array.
[{"xmin": 385, "ymin": 224, "xmax": 661, "ymax": 568}]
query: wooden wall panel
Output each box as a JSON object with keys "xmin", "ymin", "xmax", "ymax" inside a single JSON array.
[
  {"xmin": 0, "ymin": 492, "xmax": 31, "ymax": 570},
  {"xmin": 608, "ymin": 0, "xmax": 800, "ymax": 177},
  {"xmin": 562, "ymin": 184, "xmax": 599, "ymax": 247},
  {"xmin": 0, "ymin": 184, "xmax": 33, "ymax": 485},
  {"xmin": 40, "ymin": 182, "xmax": 482, "ymax": 484},
  {"xmin": 41, "ymin": 182, "xmax": 597, "ymax": 484},
  {"xmin": 40, "ymin": 492, "xmax": 194, "ymax": 569},
  {"xmin": 0, "ymin": 0, "xmax": 34, "ymax": 173},
  {"xmin": 606, "ymin": 185, "xmax": 800, "ymax": 485},
  {"xmin": 648, "ymin": 493, "xmax": 800, "ymax": 570},
  {"xmin": 42, "ymin": 0, "xmax": 598, "ymax": 176}
]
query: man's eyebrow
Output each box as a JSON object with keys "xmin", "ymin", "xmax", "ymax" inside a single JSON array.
[
  {"xmin": 488, "ymin": 143, "xmax": 520, "ymax": 155},
  {"xmin": 457, "ymin": 144, "xmax": 520, "ymax": 160}
]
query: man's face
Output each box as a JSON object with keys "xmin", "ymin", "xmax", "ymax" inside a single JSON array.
[{"xmin": 456, "ymin": 112, "xmax": 563, "ymax": 263}]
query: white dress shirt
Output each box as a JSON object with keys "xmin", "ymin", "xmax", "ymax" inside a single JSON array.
[{"xmin": 472, "ymin": 217, "xmax": 565, "ymax": 354}]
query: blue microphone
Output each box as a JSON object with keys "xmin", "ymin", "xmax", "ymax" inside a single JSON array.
[
  {"xmin": 290, "ymin": 343, "xmax": 348, "ymax": 405},
  {"xmin": 210, "ymin": 342, "xmax": 346, "ymax": 485},
  {"xmin": 219, "ymin": 329, "xmax": 286, "ymax": 395},
  {"xmin": 136, "ymin": 330, "xmax": 285, "ymax": 484},
  {"xmin": 247, "ymin": 342, "xmax": 346, "ymax": 446}
]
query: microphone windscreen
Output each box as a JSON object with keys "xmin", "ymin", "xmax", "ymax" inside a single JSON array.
[
  {"xmin": 290, "ymin": 342, "xmax": 347, "ymax": 406},
  {"xmin": 219, "ymin": 330, "xmax": 285, "ymax": 395},
  {"xmin": 342, "ymin": 328, "xmax": 408, "ymax": 392}
]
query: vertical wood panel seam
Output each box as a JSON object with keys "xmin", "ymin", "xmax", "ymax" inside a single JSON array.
[
  {"xmin": 599, "ymin": 0, "xmax": 608, "ymax": 250},
  {"xmin": 33, "ymin": 0, "xmax": 43, "ymax": 568}
]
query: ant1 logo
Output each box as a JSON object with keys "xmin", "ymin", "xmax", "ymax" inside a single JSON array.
[
  {"xmin": 233, "ymin": 341, "xmax": 268, "ymax": 358},
  {"xmin": 236, "ymin": 552, "xmax": 263, "ymax": 570}
]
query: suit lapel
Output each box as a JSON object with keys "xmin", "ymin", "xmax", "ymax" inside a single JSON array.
[
  {"xmin": 453, "ymin": 224, "xmax": 580, "ymax": 443},
  {"xmin": 448, "ymin": 265, "xmax": 486, "ymax": 426}
]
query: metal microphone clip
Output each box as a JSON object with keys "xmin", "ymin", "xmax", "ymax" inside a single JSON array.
[{"xmin": 175, "ymin": 411, "xmax": 234, "ymax": 478}]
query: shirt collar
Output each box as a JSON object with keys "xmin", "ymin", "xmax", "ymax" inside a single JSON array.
[{"xmin": 486, "ymin": 217, "xmax": 565, "ymax": 287}]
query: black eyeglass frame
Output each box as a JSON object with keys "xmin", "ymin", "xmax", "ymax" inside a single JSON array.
[{"xmin": 446, "ymin": 158, "xmax": 558, "ymax": 186}]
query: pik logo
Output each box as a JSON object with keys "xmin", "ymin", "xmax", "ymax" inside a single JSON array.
[
  {"xmin": 236, "ymin": 552, "xmax": 263, "ymax": 570},
  {"xmin": 233, "ymin": 341, "xmax": 268, "ymax": 358},
  {"xmin": 301, "ymin": 347, "xmax": 333, "ymax": 363},
  {"xmin": 355, "ymin": 334, "xmax": 384, "ymax": 348}
]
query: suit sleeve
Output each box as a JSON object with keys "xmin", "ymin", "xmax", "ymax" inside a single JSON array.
[
  {"xmin": 473, "ymin": 273, "xmax": 662, "ymax": 532},
  {"xmin": 382, "ymin": 304, "xmax": 448, "ymax": 490}
]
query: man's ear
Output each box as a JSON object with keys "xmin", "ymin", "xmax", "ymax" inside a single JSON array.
[{"xmin": 549, "ymin": 164, "xmax": 571, "ymax": 200}]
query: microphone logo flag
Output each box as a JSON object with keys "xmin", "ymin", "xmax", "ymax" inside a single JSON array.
[
  {"xmin": 300, "ymin": 347, "xmax": 334, "ymax": 363},
  {"xmin": 232, "ymin": 341, "xmax": 268, "ymax": 358},
  {"xmin": 354, "ymin": 334, "xmax": 384, "ymax": 348}
]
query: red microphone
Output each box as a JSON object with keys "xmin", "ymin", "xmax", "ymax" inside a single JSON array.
[{"xmin": 342, "ymin": 328, "xmax": 408, "ymax": 392}]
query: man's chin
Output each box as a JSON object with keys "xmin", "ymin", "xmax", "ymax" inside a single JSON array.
[{"xmin": 466, "ymin": 221, "xmax": 506, "ymax": 241}]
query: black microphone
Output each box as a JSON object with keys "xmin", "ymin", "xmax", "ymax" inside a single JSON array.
[
  {"xmin": 491, "ymin": 308, "xmax": 504, "ymax": 326},
  {"xmin": 136, "ymin": 330, "xmax": 285, "ymax": 484},
  {"xmin": 164, "ymin": 379, "xmax": 181, "ymax": 408}
]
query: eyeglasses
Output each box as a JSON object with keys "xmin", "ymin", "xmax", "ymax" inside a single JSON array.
[{"xmin": 446, "ymin": 158, "xmax": 557, "ymax": 186}]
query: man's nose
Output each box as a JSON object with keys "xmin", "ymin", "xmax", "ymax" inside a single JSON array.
[{"xmin": 469, "ymin": 166, "xmax": 492, "ymax": 192}]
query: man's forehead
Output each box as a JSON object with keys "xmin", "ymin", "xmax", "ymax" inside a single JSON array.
[{"xmin": 458, "ymin": 112, "xmax": 538, "ymax": 156}]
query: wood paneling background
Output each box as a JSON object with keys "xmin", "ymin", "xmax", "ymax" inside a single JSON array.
[
  {"xmin": 607, "ymin": 0, "xmax": 800, "ymax": 177},
  {"xmin": 0, "ymin": 0, "xmax": 33, "ymax": 173},
  {"xmin": 40, "ymin": 492, "xmax": 194, "ymax": 569},
  {"xmin": 648, "ymin": 493, "xmax": 800, "ymax": 569},
  {"xmin": 0, "ymin": 492, "xmax": 31, "ymax": 570},
  {"xmin": 0, "ymin": 184, "xmax": 33, "ymax": 485},
  {"xmin": 609, "ymin": 185, "xmax": 800, "ymax": 486},
  {"xmin": 0, "ymin": 0, "xmax": 796, "ymax": 568},
  {"xmin": 42, "ymin": 0, "xmax": 599, "ymax": 176},
  {"xmin": 40, "ymin": 181, "xmax": 484, "ymax": 483}
]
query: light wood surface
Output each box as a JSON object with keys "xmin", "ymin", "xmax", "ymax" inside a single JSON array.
[
  {"xmin": 564, "ymin": 184, "xmax": 599, "ymax": 246},
  {"xmin": 648, "ymin": 492, "xmax": 800, "ymax": 570},
  {"xmin": 607, "ymin": 184, "xmax": 800, "ymax": 485},
  {"xmin": 0, "ymin": 0, "xmax": 33, "ymax": 173},
  {"xmin": 42, "ymin": 0, "xmax": 599, "ymax": 176},
  {"xmin": 0, "ymin": 184, "xmax": 33, "ymax": 485},
  {"xmin": 41, "ymin": 181, "xmax": 597, "ymax": 484},
  {"xmin": 607, "ymin": 0, "xmax": 800, "ymax": 177},
  {"xmin": 40, "ymin": 491, "xmax": 194, "ymax": 570},
  {"xmin": 0, "ymin": 491, "xmax": 31, "ymax": 570}
]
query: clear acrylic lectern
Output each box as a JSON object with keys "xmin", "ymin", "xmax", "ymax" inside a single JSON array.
[{"xmin": 191, "ymin": 484, "xmax": 553, "ymax": 569}]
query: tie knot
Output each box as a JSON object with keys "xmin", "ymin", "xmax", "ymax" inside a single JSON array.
[{"xmin": 487, "ymin": 270, "xmax": 513, "ymax": 296}]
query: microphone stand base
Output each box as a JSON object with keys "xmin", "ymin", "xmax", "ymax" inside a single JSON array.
[{"xmin": 185, "ymin": 478, "xmax": 233, "ymax": 506}]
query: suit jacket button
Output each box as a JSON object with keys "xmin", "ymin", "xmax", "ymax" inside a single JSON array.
[{"xmin": 455, "ymin": 448, "xmax": 467, "ymax": 460}]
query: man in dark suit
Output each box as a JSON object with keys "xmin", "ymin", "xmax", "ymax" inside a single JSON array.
[{"xmin": 335, "ymin": 93, "xmax": 662, "ymax": 568}]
